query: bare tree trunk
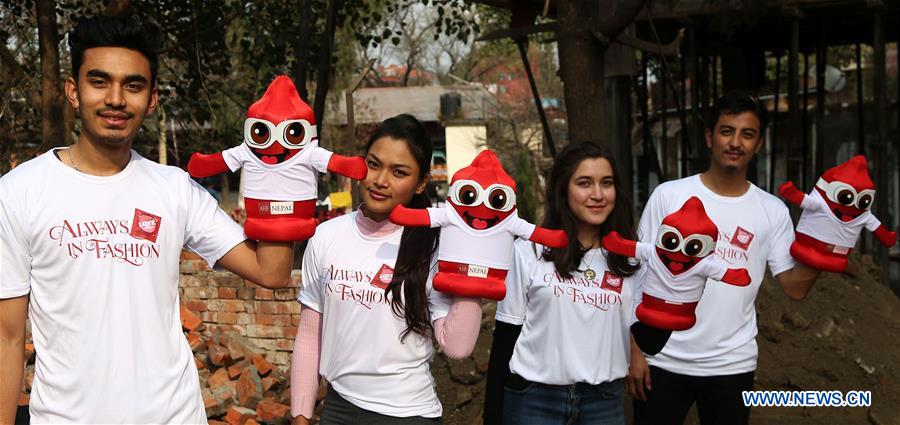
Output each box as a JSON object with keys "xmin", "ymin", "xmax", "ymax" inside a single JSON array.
[
  {"xmin": 36, "ymin": 0, "xmax": 68, "ymax": 147},
  {"xmin": 313, "ymin": 0, "xmax": 342, "ymax": 131},
  {"xmin": 401, "ymin": 56, "xmax": 414, "ymax": 87},
  {"xmin": 292, "ymin": 0, "xmax": 312, "ymax": 102},
  {"xmin": 158, "ymin": 106, "xmax": 167, "ymax": 165},
  {"xmin": 557, "ymin": 0, "xmax": 607, "ymax": 144},
  {"xmin": 556, "ymin": 0, "xmax": 645, "ymax": 145}
]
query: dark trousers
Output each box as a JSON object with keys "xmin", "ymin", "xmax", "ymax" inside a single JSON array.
[
  {"xmin": 632, "ymin": 366, "xmax": 754, "ymax": 425},
  {"xmin": 319, "ymin": 387, "xmax": 442, "ymax": 425},
  {"xmin": 502, "ymin": 375, "xmax": 625, "ymax": 425}
]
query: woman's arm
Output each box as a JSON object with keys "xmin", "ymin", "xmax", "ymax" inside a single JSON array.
[
  {"xmin": 290, "ymin": 305, "xmax": 322, "ymax": 423},
  {"xmin": 433, "ymin": 297, "xmax": 483, "ymax": 359}
]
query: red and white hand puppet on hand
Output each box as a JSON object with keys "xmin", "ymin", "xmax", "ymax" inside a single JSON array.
[
  {"xmin": 390, "ymin": 150, "xmax": 567, "ymax": 300},
  {"xmin": 603, "ymin": 196, "xmax": 750, "ymax": 332},
  {"xmin": 779, "ymin": 155, "xmax": 896, "ymax": 273},
  {"xmin": 187, "ymin": 76, "xmax": 366, "ymax": 242}
]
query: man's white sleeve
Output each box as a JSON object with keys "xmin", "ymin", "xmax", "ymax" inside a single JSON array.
[
  {"xmin": 0, "ymin": 179, "xmax": 31, "ymax": 298},
  {"xmin": 638, "ymin": 188, "xmax": 667, "ymax": 244},
  {"xmin": 767, "ymin": 202, "xmax": 797, "ymax": 277},
  {"xmin": 182, "ymin": 175, "xmax": 246, "ymax": 268}
]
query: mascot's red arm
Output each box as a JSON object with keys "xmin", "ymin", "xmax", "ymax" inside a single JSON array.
[
  {"xmin": 529, "ymin": 227, "xmax": 567, "ymax": 248},
  {"xmin": 389, "ymin": 205, "xmax": 432, "ymax": 227},
  {"xmin": 327, "ymin": 154, "xmax": 367, "ymax": 180},
  {"xmin": 188, "ymin": 152, "xmax": 229, "ymax": 178},
  {"xmin": 601, "ymin": 231, "xmax": 638, "ymax": 258},
  {"xmin": 778, "ymin": 181, "xmax": 806, "ymax": 206},
  {"xmin": 874, "ymin": 225, "xmax": 898, "ymax": 247},
  {"xmin": 721, "ymin": 268, "xmax": 752, "ymax": 287}
]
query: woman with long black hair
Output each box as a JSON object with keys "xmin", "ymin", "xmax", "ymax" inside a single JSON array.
[
  {"xmin": 483, "ymin": 142, "xmax": 645, "ymax": 425},
  {"xmin": 290, "ymin": 114, "xmax": 483, "ymax": 424}
]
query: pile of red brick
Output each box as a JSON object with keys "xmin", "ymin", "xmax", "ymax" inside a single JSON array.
[{"xmin": 182, "ymin": 305, "xmax": 294, "ymax": 425}]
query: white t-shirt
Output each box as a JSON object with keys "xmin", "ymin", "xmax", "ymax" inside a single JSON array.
[
  {"xmin": 428, "ymin": 204, "xmax": 535, "ymax": 269},
  {"xmin": 635, "ymin": 242, "xmax": 729, "ymax": 303},
  {"xmin": 795, "ymin": 189, "xmax": 882, "ymax": 249},
  {"xmin": 0, "ymin": 149, "xmax": 245, "ymax": 423},
  {"xmin": 496, "ymin": 240, "xmax": 634, "ymax": 385},
  {"xmin": 222, "ymin": 143, "xmax": 332, "ymax": 201},
  {"xmin": 297, "ymin": 212, "xmax": 452, "ymax": 418},
  {"xmin": 637, "ymin": 175, "xmax": 796, "ymax": 376}
]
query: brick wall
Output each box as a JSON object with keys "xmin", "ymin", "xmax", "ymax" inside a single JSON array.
[{"xmin": 179, "ymin": 252, "xmax": 301, "ymax": 369}]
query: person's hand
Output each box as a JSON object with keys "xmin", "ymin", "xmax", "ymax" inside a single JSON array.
[
  {"xmin": 292, "ymin": 414, "xmax": 311, "ymax": 425},
  {"xmin": 626, "ymin": 343, "xmax": 652, "ymax": 401}
]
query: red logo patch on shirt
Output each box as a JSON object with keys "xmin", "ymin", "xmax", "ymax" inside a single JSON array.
[
  {"xmin": 130, "ymin": 209, "xmax": 161, "ymax": 243},
  {"xmin": 370, "ymin": 264, "xmax": 394, "ymax": 289},
  {"xmin": 601, "ymin": 271, "xmax": 623, "ymax": 293},
  {"xmin": 730, "ymin": 226, "xmax": 754, "ymax": 250}
]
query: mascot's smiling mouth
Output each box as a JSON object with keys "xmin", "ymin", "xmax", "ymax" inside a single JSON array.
[
  {"xmin": 830, "ymin": 207, "xmax": 861, "ymax": 223},
  {"xmin": 660, "ymin": 253, "xmax": 695, "ymax": 275},
  {"xmin": 253, "ymin": 150, "xmax": 292, "ymax": 165},
  {"xmin": 463, "ymin": 212, "xmax": 500, "ymax": 230}
]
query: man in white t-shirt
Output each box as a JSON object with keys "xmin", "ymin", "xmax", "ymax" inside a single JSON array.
[
  {"xmin": 629, "ymin": 91, "xmax": 821, "ymax": 425},
  {"xmin": 0, "ymin": 16, "xmax": 294, "ymax": 424}
]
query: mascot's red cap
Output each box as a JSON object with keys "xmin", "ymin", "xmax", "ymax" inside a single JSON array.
[
  {"xmin": 661, "ymin": 196, "xmax": 718, "ymax": 240},
  {"xmin": 451, "ymin": 150, "xmax": 516, "ymax": 191},
  {"xmin": 821, "ymin": 155, "xmax": 874, "ymax": 191},
  {"xmin": 247, "ymin": 76, "xmax": 315, "ymax": 125}
]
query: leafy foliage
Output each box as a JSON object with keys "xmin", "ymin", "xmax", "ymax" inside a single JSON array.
[{"xmin": 0, "ymin": 0, "xmax": 491, "ymax": 172}]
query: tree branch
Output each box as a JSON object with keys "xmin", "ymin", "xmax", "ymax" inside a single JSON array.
[
  {"xmin": 595, "ymin": 28, "xmax": 683, "ymax": 57},
  {"xmin": 593, "ymin": 0, "xmax": 647, "ymax": 40}
]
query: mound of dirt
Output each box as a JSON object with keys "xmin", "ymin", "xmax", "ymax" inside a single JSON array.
[
  {"xmin": 750, "ymin": 254, "xmax": 900, "ymax": 425},
  {"xmin": 432, "ymin": 253, "xmax": 900, "ymax": 425}
]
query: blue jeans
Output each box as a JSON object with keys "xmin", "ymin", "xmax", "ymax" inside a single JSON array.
[{"xmin": 502, "ymin": 377, "xmax": 625, "ymax": 425}]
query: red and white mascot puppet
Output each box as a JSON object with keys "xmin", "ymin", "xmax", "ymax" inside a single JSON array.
[
  {"xmin": 779, "ymin": 155, "xmax": 897, "ymax": 273},
  {"xmin": 389, "ymin": 150, "xmax": 567, "ymax": 300},
  {"xmin": 188, "ymin": 76, "xmax": 366, "ymax": 242},
  {"xmin": 602, "ymin": 196, "xmax": 751, "ymax": 355}
]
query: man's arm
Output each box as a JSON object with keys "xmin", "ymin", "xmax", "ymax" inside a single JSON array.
[
  {"xmin": 0, "ymin": 295, "xmax": 28, "ymax": 425},
  {"xmin": 215, "ymin": 241, "xmax": 294, "ymax": 289},
  {"xmin": 774, "ymin": 263, "xmax": 821, "ymax": 300}
]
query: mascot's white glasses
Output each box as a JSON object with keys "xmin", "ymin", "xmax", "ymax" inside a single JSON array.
[
  {"xmin": 244, "ymin": 118, "xmax": 318, "ymax": 150},
  {"xmin": 815, "ymin": 178, "xmax": 875, "ymax": 210},
  {"xmin": 449, "ymin": 179, "xmax": 517, "ymax": 212},
  {"xmin": 656, "ymin": 225, "xmax": 716, "ymax": 258}
]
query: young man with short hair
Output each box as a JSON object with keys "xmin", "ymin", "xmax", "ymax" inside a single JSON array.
[
  {"xmin": 0, "ymin": 16, "xmax": 293, "ymax": 423},
  {"xmin": 627, "ymin": 91, "xmax": 821, "ymax": 425}
]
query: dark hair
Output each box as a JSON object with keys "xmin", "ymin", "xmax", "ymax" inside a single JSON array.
[
  {"xmin": 541, "ymin": 142, "xmax": 639, "ymax": 278},
  {"xmin": 707, "ymin": 90, "xmax": 768, "ymax": 133},
  {"xmin": 69, "ymin": 16, "xmax": 163, "ymax": 85},
  {"xmin": 367, "ymin": 114, "xmax": 439, "ymax": 340}
]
